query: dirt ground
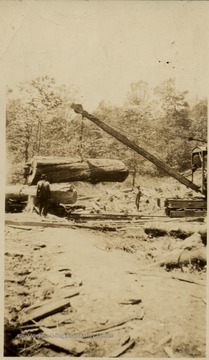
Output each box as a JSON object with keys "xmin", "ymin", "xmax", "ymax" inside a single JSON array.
[{"xmin": 4, "ymin": 178, "xmax": 207, "ymax": 358}]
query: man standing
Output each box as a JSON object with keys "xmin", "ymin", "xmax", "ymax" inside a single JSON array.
[
  {"xmin": 135, "ymin": 185, "xmax": 142, "ymax": 211},
  {"xmin": 36, "ymin": 174, "xmax": 51, "ymax": 217}
]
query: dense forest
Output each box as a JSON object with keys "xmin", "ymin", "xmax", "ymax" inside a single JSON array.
[{"xmin": 6, "ymin": 76, "xmax": 207, "ymax": 184}]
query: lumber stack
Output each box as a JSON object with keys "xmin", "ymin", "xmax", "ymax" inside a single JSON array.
[{"xmin": 24, "ymin": 156, "xmax": 129, "ymax": 185}]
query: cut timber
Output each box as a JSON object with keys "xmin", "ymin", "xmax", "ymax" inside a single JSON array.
[
  {"xmin": 5, "ymin": 220, "xmax": 75, "ymax": 229},
  {"xmin": 108, "ymin": 339, "xmax": 135, "ymax": 357},
  {"xmin": 39, "ymin": 327, "xmax": 86, "ymax": 355},
  {"xmin": 5, "ymin": 189, "xmax": 28, "ymax": 202},
  {"xmin": 68, "ymin": 213, "xmax": 143, "ymax": 221},
  {"xmin": 25, "ymin": 292, "xmax": 79, "ymax": 314},
  {"xmin": 72, "ymin": 224, "xmax": 117, "ymax": 231},
  {"xmin": 163, "ymin": 346, "xmax": 175, "ymax": 358},
  {"xmin": 169, "ymin": 210, "xmax": 206, "ymax": 218},
  {"xmin": 86, "ymin": 314, "xmax": 144, "ymax": 336},
  {"xmin": 22, "ymin": 184, "xmax": 77, "ymax": 204},
  {"xmin": 171, "ymin": 275, "xmax": 205, "ymax": 286},
  {"xmin": 5, "ymin": 185, "xmax": 28, "ymax": 212},
  {"xmin": 165, "ymin": 198, "xmax": 207, "ymax": 210},
  {"xmin": 25, "ymin": 156, "xmax": 129, "ymax": 185},
  {"xmin": 140, "ymin": 271, "xmax": 206, "ymax": 286},
  {"xmin": 22, "ymin": 297, "xmax": 74, "ymax": 324},
  {"xmin": 6, "ymin": 185, "xmax": 77, "ymax": 213},
  {"xmin": 8, "ymin": 225, "xmax": 32, "ymax": 231}
]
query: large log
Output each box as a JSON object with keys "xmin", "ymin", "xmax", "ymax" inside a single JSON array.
[
  {"xmin": 25, "ymin": 156, "xmax": 129, "ymax": 185},
  {"xmin": 5, "ymin": 186, "xmax": 28, "ymax": 212},
  {"xmin": 5, "ymin": 186, "xmax": 28, "ymax": 202},
  {"xmin": 5, "ymin": 185, "xmax": 77, "ymax": 212}
]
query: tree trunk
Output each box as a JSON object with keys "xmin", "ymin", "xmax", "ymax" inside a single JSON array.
[
  {"xmin": 5, "ymin": 185, "xmax": 77, "ymax": 213},
  {"xmin": 24, "ymin": 156, "xmax": 129, "ymax": 185}
]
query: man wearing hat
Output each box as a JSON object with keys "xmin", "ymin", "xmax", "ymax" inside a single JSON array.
[{"xmin": 36, "ymin": 174, "xmax": 51, "ymax": 216}]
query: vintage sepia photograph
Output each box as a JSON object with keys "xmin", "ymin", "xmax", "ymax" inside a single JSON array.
[{"xmin": 1, "ymin": 0, "xmax": 208, "ymax": 358}]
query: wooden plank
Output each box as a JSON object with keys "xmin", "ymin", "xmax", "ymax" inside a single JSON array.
[
  {"xmin": 22, "ymin": 297, "xmax": 76, "ymax": 324},
  {"xmin": 108, "ymin": 339, "xmax": 135, "ymax": 357},
  {"xmin": 69, "ymin": 213, "xmax": 143, "ymax": 221},
  {"xmin": 163, "ymin": 346, "xmax": 175, "ymax": 358},
  {"xmin": 8, "ymin": 225, "xmax": 32, "ymax": 231},
  {"xmin": 39, "ymin": 327, "xmax": 86, "ymax": 355},
  {"xmin": 5, "ymin": 220, "xmax": 74, "ymax": 229},
  {"xmin": 166, "ymin": 199, "xmax": 206, "ymax": 209},
  {"xmin": 25, "ymin": 292, "xmax": 79, "ymax": 313},
  {"xmin": 86, "ymin": 313, "xmax": 144, "ymax": 336},
  {"xmin": 72, "ymin": 224, "xmax": 117, "ymax": 231},
  {"xmin": 119, "ymin": 299, "xmax": 142, "ymax": 305},
  {"xmin": 171, "ymin": 275, "xmax": 206, "ymax": 286},
  {"xmin": 5, "ymin": 219, "xmax": 145, "ymax": 231},
  {"xmin": 169, "ymin": 210, "xmax": 206, "ymax": 218}
]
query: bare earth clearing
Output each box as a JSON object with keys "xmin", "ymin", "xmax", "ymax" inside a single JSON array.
[{"xmin": 4, "ymin": 178, "xmax": 207, "ymax": 358}]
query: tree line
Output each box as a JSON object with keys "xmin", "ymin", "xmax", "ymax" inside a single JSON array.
[{"xmin": 6, "ymin": 76, "xmax": 207, "ymax": 184}]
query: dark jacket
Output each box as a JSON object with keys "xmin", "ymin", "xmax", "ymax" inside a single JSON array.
[{"xmin": 36, "ymin": 180, "xmax": 51, "ymax": 200}]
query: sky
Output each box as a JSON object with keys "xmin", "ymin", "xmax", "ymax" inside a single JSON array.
[{"xmin": 0, "ymin": 0, "xmax": 208, "ymax": 111}]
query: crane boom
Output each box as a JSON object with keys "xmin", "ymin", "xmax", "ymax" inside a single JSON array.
[{"xmin": 71, "ymin": 103, "xmax": 201, "ymax": 193}]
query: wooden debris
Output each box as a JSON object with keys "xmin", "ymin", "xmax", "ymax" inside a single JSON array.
[
  {"xmin": 119, "ymin": 299, "xmax": 141, "ymax": 305},
  {"xmin": 5, "ymin": 220, "xmax": 74, "ymax": 229},
  {"xmin": 46, "ymin": 273, "xmax": 60, "ymax": 285},
  {"xmin": 190, "ymin": 295, "xmax": 206, "ymax": 304},
  {"xmin": 5, "ymin": 218, "xmax": 145, "ymax": 231},
  {"xmin": 19, "ymin": 319, "xmax": 73, "ymax": 330},
  {"xmin": 140, "ymin": 270, "xmax": 206, "ymax": 286},
  {"xmin": 108, "ymin": 339, "xmax": 135, "ymax": 357},
  {"xmin": 22, "ymin": 298, "xmax": 71, "ymax": 323},
  {"xmin": 69, "ymin": 213, "xmax": 143, "ymax": 221},
  {"xmin": 39, "ymin": 326, "xmax": 86, "ymax": 355},
  {"xmin": 120, "ymin": 187, "xmax": 133, "ymax": 193},
  {"xmin": 25, "ymin": 292, "xmax": 79, "ymax": 313},
  {"xmin": 163, "ymin": 346, "xmax": 175, "ymax": 358},
  {"xmin": 157, "ymin": 334, "xmax": 172, "ymax": 348},
  {"xmin": 18, "ymin": 343, "xmax": 43, "ymax": 356},
  {"xmin": 22, "ymin": 293, "xmax": 79, "ymax": 324},
  {"xmin": 121, "ymin": 335, "xmax": 130, "ymax": 346},
  {"xmin": 86, "ymin": 313, "xmax": 144, "ymax": 336},
  {"xmin": 19, "ymin": 324, "xmax": 57, "ymax": 330},
  {"xmin": 171, "ymin": 275, "xmax": 206, "ymax": 286},
  {"xmin": 8, "ymin": 225, "xmax": 32, "ymax": 231},
  {"xmin": 72, "ymin": 223, "xmax": 117, "ymax": 232}
]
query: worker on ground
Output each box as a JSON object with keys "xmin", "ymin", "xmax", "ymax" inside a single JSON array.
[
  {"xmin": 135, "ymin": 185, "xmax": 143, "ymax": 211},
  {"xmin": 36, "ymin": 174, "xmax": 51, "ymax": 217}
]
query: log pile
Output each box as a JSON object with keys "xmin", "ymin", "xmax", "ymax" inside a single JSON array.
[
  {"xmin": 7, "ymin": 155, "xmax": 129, "ymax": 214},
  {"xmin": 5, "ymin": 185, "xmax": 77, "ymax": 213},
  {"xmin": 24, "ymin": 156, "xmax": 129, "ymax": 185}
]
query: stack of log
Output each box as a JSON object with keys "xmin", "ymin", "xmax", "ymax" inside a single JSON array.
[
  {"xmin": 6, "ymin": 156, "xmax": 129, "ymax": 214},
  {"xmin": 5, "ymin": 185, "xmax": 78, "ymax": 213}
]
